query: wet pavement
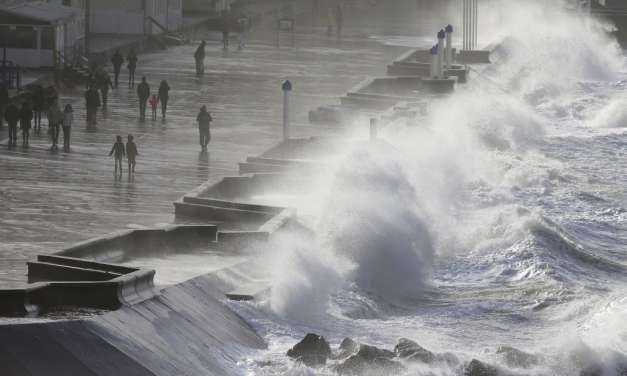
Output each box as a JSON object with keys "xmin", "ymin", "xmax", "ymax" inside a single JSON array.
[{"xmin": 0, "ymin": 33, "xmax": 402, "ymax": 287}]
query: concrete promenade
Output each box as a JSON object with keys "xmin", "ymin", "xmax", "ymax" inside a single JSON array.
[{"xmin": 0, "ymin": 33, "xmax": 402, "ymax": 287}]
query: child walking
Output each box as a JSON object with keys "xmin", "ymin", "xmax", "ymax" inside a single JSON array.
[
  {"xmin": 149, "ymin": 94, "xmax": 159, "ymax": 121},
  {"xmin": 109, "ymin": 135, "xmax": 125, "ymax": 178},
  {"xmin": 126, "ymin": 134, "xmax": 138, "ymax": 174}
]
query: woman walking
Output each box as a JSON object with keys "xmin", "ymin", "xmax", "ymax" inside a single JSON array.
[
  {"xmin": 62, "ymin": 104, "xmax": 73, "ymax": 152},
  {"xmin": 158, "ymin": 80, "xmax": 170, "ymax": 119}
]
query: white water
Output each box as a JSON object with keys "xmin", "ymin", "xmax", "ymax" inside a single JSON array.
[{"xmin": 230, "ymin": 1, "xmax": 627, "ymax": 374}]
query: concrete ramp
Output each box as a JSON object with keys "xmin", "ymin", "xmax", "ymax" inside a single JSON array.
[{"xmin": 0, "ymin": 273, "xmax": 266, "ymax": 376}]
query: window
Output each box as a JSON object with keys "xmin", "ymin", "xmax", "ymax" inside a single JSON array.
[
  {"xmin": 41, "ymin": 27, "xmax": 55, "ymax": 50},
  {"xmin": 5, "ymin": 26, "xmax": 37, "ymax": 49}
]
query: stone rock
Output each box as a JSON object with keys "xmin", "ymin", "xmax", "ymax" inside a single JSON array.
[
  {"xmin": 335, "ymin": 343, "xmax": 403, "ymax": 376},
  {"xmin": 464, "ymin": 359, "xmax": 500, "ymax": 376},
  {"xmin": 496, "ymin": 345, "xmax": 539, "ymax": 368},
  {"xmin": 356, "ymin": 344, "xmax": 395, "ymax": 361},
  {"xmin": 394, "ymin": 338, "xmax": 435, "ymax": 364},
  {"xmin": 286, "ymin": 333, "xmax": 332, "ymax": 368},
  {"xmin": 333, "ymin": 337, "xmax": 360, "ymax": 360}
]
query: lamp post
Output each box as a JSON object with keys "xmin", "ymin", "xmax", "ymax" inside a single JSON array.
[{"xmin": 282, "ymin": 80, "xmax": 292, "ymax": 141}]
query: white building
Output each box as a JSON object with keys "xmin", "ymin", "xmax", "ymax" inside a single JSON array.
[
  {"xmin": 88, "ymin": 0, "xmax": 183, "ymax": 35},
  {"xmin": 0, "ymin": 1, "xmax": 84, "ymax": 67}
]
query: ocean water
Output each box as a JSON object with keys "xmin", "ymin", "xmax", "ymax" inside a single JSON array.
[{"xmin": 228, "ymin": 2, "xmax": 627, "ymax": 375}]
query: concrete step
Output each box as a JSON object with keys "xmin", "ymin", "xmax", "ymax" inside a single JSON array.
[{"xmin": 225, "ymin": 280, "xmax": 270, "ymax": 301}]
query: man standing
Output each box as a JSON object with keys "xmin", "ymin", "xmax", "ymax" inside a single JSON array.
[
  {"xmin": 4, "ymin": 102, "xmax": 19, "ymax": 147},
  {"xmin": 196, "ymin": 105, "xmax": 212, "ymax": 151},
  {"xmin": 158, "ymin": 80, "xmax": 170, "ymax": 119},
  {"xmin": 0, "ymin": 84, "xmax": 8, "ymax": 128},
  {"xmin": 99, "ymin": 72, "xmax": 114, "ymax": 109},
  {"xmin": 194, "ymin": 40, "xmax": 206, "ymax": 75},
  {"xmin": 111, "ymin": 50, "xmax": 124, "ymax": 88},
  {"xmin": 137, "ymin": 76, "xmax": 150, "ymax": 121},
  {"xmin": 127, "ymin": 49, "xmax": 138, "ymax": 88},
  {"xmin": 19, "ymin": 102, "xmax": 32, "ymax": 147},
  {"xmin": 85, "ymin": 85, "xmax": 101, "ymax": 127}
]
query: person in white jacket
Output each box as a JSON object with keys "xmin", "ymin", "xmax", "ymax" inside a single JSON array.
[{"xmin": 62, "ymin": 104, "xmax": 73, "ymax": 152}]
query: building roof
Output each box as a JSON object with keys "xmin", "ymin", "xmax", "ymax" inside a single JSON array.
[{"xmin": 1, "ymin": 1, "xmax": 81, "ymax": 24}]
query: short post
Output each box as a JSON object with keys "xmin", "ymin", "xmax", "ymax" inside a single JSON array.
[
  {"xmin": 430, "ymin": 45, "xmax": 438, "ymax": 79},
  {"xmin": 445, "ymin": 24, "xmax": 453, "ymax": 70},
  {"xmin": 369, "ymin": 118, "xmax": 377, "ymax": 141},
  {"xmin": 437, "ymin": 29, "xmax": 446, "ymax": 78},
  {"xmin": 282, "ymin": 80, "xmax": 292, "ymax": 141}
]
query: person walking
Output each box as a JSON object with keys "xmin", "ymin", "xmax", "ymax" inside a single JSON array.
[
  {"xmin": 126, "ymin": 134, "xmax": 138, "ymax": 174},
  {"xmin": 99, "ymin": 72, "xmax": 114, "ymax": 109},
  {"xmin": 4, "ymin": 102, "xmax": 19, "ymax": 147},
  {"xmin": 0, "ymin": 84, "xmax": 9, "ymax": 128},
  {"xmin": 32, "ymin": 86, "xmax": 45, "ymax": 135},
  {"xmin": 111, "ymin": 50, "xmax": 124, "ymax": 88},
  {"xmin": 158, "ymin": 80, "xmax": 170, "ymax": 119},
  {"xmin": 149, "ymin": 94, "xmax": 159, "ymax": 121},
  {"xmin": 85, "ymin": 85, "xmax": 101, "ymax": 127},
  {"xmin": 127, "ymin": 49, "xmax": 138, "ymax": 88},
  {"xmin": 109, "ymin": 135, "xmax": 125, "ymax": 178},
  {"xmin": 194, "ymin": 40, "xmax": 206, "ymax": 75},
  {"xmin": 196, "ymin": 105, "xmax": 212, "ymax": 151},
  {"xmin": 62, "ymin": 104, "xmax": 73, "ymax": 152},
  {"xmin": 137, "ymin": 77, "xmax": 150, "ymax": 121},
  {"xmin": 47, "ymin": 100, "xmax": 62, "ymax": 150},
  {"xmin": 222, "ymin": 15, "xmax": 230, "ymax": 50},
  {"xmin": 19, "ymin": 102, "xmax": 33, "ymax": 147},
  {"xmin": 335, "ymin": 4, "xmax": 343, "ymax": 39},
  {"xmin": 326, "ymin": 7, "xmax": 335, "ymax": 37}
]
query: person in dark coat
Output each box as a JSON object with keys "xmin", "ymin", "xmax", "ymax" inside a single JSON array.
[
  {"xmin": 222, "ymin": 14, "xmax": 230, "ymax": 50},
  {"xmin": 111, "ymin": 50, "xmax": 124, "ymax": 88},
  {"xmin": 194, "ymin": 40, "xmax": 206, "ymax": 75},
  {"xmin": 85, "ymin": 85, "xmax": 101, "ymax": 127},
  {"xmin": 32, "ymin": 86, "xmax": 45, "ymax": 135},
  {"xmin": 109, "ymin": 135, "xmax": 125, "ymax": 178},
  {"xmin": 126, "ymin": 134, "xmax": 138, "ymax": 174},
  {"xmin": 19, "ymin": 102, "xmax": 33, "ymax": 147},
  {"xmin": 157, "ymin": 80, "xmax": 170, "ymax": 119},
  {"xmin": 335, "ymin": 4, "xmax": 343, "ymax": 39},
  {"xmin": 0, "ymin": 84, "xmax": 9, "ymax": 128},
  {"xmin": 127, "ymin": 49, "xmax": 138, "ymax": 88},
  {"xmin": 47, "ymin": 100, "xmax": 62, "ymax": 150},
  {"xmin": 196, "ymin": 105, "xmax": 212, "ymax": 151},
  {"xmin": 136, "ymin": 76, "xmax": 150, "ymax": 121},
  {"xmin": 99, "ymin": 72, "xmax": 114, "ymax": 109},
  {"xmin": 4, "ymin": 103, "xmax": 19, "ymax": 147}
]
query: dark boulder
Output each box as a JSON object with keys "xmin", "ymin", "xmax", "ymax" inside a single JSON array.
[
  {"xmin": 286, "ymin": 333, "xmax": 332, "ymax": 367},
  {"xmin": 356, "ymin": 344, "xmax": 395, "ymax": 361},
  {"xmin": 496, "ymin": 345, "xmax": 539, "ymax": 368},
  {"xmin": 464, "ymin": 359, "xmax": 500, "ymax": 376},
  {"xmin": 394, "ymin": 338, "xmax": 435, "ymax": 364},
  {"xmin": 335, "ymin": 343, "xmax": 403, "ymax": 376},
  {"xmin": 333, "ymin": 337, "xmax": 360, "ymax": 360}
]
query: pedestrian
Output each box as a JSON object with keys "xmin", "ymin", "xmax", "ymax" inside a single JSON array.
[
  {"xmin": 194, "ymin": 40, "xmax": 206, "ymax": 75},
  {"xmin": 32, "ymin": 86, "xmax": 45, "ymax": 135},
  {"xmin": 196, "ymin": 105, "xmax": 212, "ymax": 151},
  {"xmin": 99, "ymin": 72, "xmax": 114, "ymax": 109},
  {"xmin": 126, "ymin": 134, "xmax": 138, "ymax": 174},
  {"xmin": 111, "ymin": 50, "xmax": 124, "ymax": 88},
  {"xmin": 4, "ymin": 102, "xmax": 19, "ymax": 147},
  {"xmin": 62, "ymin": 104, "xmax": 73, "ymax": 152},
  {"xmin": 109, "ymin": 135, "xmax": 125, "ymax": 178},
  {"xmin": 335, "ymin": 4, "xmax": 343, "ymax": 39},
  {"xmin": 0, "ymin": 84, "xmax": 8, "ymax": 128},
  {"xmin": 47, "ymin": 100, "xmax": 62, "ymax": 150},
  {"xmin": 222, "ymin": 15, "xmax": 230, "ymax": 50},
  {"xmin": 158, "ymin": 80, "xmax": 170, "ymax": 119},
  {"xmin": 237, "ymin": 16, "xmax": 250, "ymax": 50},
  {"xmin": 326, "ymin": 8, "xmax": 334, "ymax": 37},
  {"xmin": 19, "ymin": 102, "xmax": 33, "ymax": 147},
  {"xmin": 85, "ymin": 85, "xmax": 101, "ymax": 127},
  {"xmin": 137, "ymin": 76, "xmax": 150, "ymax": 121},
  {"xmin": 127, "ymin": 49, "xmax": 138, "ymax": 88},
  {"xmin": 149, "ymin": 94, "xmax": 159, "ymax": 121}
]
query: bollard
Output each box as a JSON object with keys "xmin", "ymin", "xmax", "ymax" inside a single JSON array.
[
  {"xmin": 282, "ymin": 80, "xmax": 292, "ymax": 141},
  {"xmin": 437, "ymin": 29, "xmax": 446, "ymax": 78},
  {"xmin": 369, "ymin": 118, "xmax": 377, "ymax": 141},
  {"xmin": 445, "ymin": 24, "xmax": 453, "ymax": 70},
  {"xmin": 430, "ymin": 45, "xmax": 438, "ymax": 79}
]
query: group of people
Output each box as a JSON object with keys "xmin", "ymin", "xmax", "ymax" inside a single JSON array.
[
  {"xmin": 135, "ymin": 77, "xmax": 170, "ymax": 121},
  {"xmin": 109, "ymin": 134, "xmax": 138, "ymax": 178}
]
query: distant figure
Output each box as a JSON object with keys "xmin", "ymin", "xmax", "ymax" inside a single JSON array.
[
  {"xmin": 109, "ymin": 135, "xmax": 125, "ymax": 178},
  {"xmin": 111, "ymin": 50, "xmax": 124, "ymax": 88},
  {"xmin": 196, "ymin": 105, "xmax": 212, "ymax": 151},
  {"xmin": 62, "ymin": 104, "xmax": 73, "ymax": 152},
  {"xmin": 47, "ymin": 100, "xmax": 62, "ymax": 150},
  {"xmin": 194, "ymin": 40, "xmax": 206, "ymax": 75},
  {"xmin": 326, "ymin": 8, "xmax": 334, "ymax": 36},
  {"xmin": 0, "ymin": 84, "xmax": 8, "ymax": 128},
  {"xmin": 32, "ymin": 86, "xmax": 45, "ymax": 135},
  {"xmin": 126, "ymin": 134, "xmax": 138, "ymax": 174},
  {"xmin": 149, "ymin": 94, "xmax": 159, "ymax": 121},
  {"xmin": 127, "ymin": 49, "xmax": 138, "ymax": 87},
  {"xmin": 85, "ymin": 85, "xmax": 101, "ymax": 127},
  {"xmin": 19, "ymin": 102, "xmax": 33, "ymax": 147},
  {"xmin": 335, "ymin": 4, "xmax": 343, "ymax": 38},
  {"xmin": 99, "ymin": 72, "xmax": 114, "ymax": 109},
  {"xmin": 4, "ymin": 102, "xmax": 20, "ymax": 147},
  {"xmin": 237, "ymin": 16, "xmax": 250, "ymax": 50},
  {"xmin": 137, "ymin": 77, "xmax": 150, "ymax": 121},
  {"xmin": 222, "ymin": 15, "xmax": 230, "ymax": 50},
  {"xmin": 158, "ymin": 80, "xmax": 170, "ymax": 119}
]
